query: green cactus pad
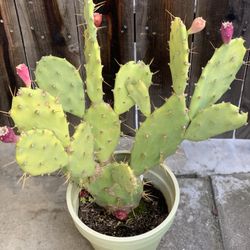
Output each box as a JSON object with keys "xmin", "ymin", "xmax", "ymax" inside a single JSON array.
[
  {"xmin": 35, "ymin": 56, "xmax": 85, "ymax": 118},
  {"xmin": 169, "ymin": 17, "xmax": 190, "ymax": 95},
  {"xmin": 131, "ymin": 94, "xmax": 189, "ymax": 176},
  {"xmin": 16, "ymin": 129, "xmax": 68, "ymax": 176},
  {"xmin": 83, "ymin": 0, "xmax": 103, "ymax": 103},
  {"xmin": 114, "ymin": 61, "xmax": 153, "ymax": 115},
  {"xmin": 87, "ymin": 162, "xmax": 143, "ymax": 212},
  {"xmin": 189, "ymin": 38, "xmax": 246, "ymax": 119},
  {"xmin": 184, "ymin": 103, "xmax": 247, "ymax": 141},
  {"xmin": 10, "ymin": 88, "xmax": 70, "ymax": 146},
  {"xmin": 85, "ymin": 102, "xmax": 120, "ymax": 162},
  {"xmin": 126, "ymin": 80, "xmax": 151, "ymax": 117},
  {"xmin": 68, "ymin": 122, "xmax": 95, "ymax": 181}
]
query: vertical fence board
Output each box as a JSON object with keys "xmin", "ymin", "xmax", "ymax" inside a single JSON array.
[
  {"xmin": 0, "ymin": 0, "xmax": 26, "ymax": 126},
  {"xmin": 135, "ymin": 0, "xmax": 195, "ymax": 124},
  {"xmin": 112, "ymin": 0, "xmax": 135, "ymax": 135},
  {"xmin": 233, "ymin": 0, "xmax": 250, "ymax": 138},
  {"xmin": 15, "ymin": 0, "xmax": 81, "ymax": 71}
]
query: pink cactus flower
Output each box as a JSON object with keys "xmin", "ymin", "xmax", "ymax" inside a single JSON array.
[
  {"xmin": 188, "ymin": 17, "xmax": 206, "ymax": 35},
  {"xmin": 220, "ymin": 21, "xmax": 234, "ymax": 44},
  {"xmin": 0, "ymin": 126, "xmax": 19, "ymax": 143},
  {"xmin": 113, "ymin": 210, "xmax": 128, "ymax": 221},
  {"xmin": 94, "ymin": 13, "xmax": 102, "ymax": 27},
  {"xmin": 16, "ymin": 64, "xmax": 31, "ymax": 87}
]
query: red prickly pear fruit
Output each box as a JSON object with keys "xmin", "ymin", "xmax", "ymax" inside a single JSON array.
[
  {"xmin": 16, "ymin": 64, "xmax": 31, "ymax": 87},
  {"xmin": 79, "ymin": 189, "xmax": 89, "ymax": 198},
  {"xmin": 113, "ymin": 210, "xmax": 129, "ymax": 221},
  {"xmin": 220, "ymin": 22, "xmax": 234, "ymax": 44},
  {"xmin": 94, "ymin": 13, "xmax": 102, "ymax": 27},
  {"xmin": 188, "ymin": 17, "xmax": 206, "ymax": 35},
  {"xmin": 0, "ymin": 126, "xmax": 19, "ymax": 143}
]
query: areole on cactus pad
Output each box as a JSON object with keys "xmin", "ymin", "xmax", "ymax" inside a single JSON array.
[{"xmin": 9, "ymin": 0, "xmax": 247, "ymax": 227}]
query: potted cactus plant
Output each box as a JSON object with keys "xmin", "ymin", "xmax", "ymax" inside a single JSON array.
[{"xmin": 1, "ymin": 0, "xmax": 248, "ymax": 249}]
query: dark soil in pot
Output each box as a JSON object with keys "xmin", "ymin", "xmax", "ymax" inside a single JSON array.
[{"xmin": 78, "ymin": 183, "xmax": 169, "ymax": 237}]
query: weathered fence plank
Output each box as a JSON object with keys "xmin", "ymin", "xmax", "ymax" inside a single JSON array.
[
  {"xmin": 0, "ymin": 0, "xmax": 26, "ymax": 126},
  {"xmin": 15, "ymin": 0, "xmax": 81, "ymax": 70},
  {"xmin": 136, "ymin": 0, "xmax": 196, "ymax": 103},
  {"xmin": 231, "ymin": 0, "xmax": 250, "ymax": 139},
  {"xmin": 110, "ymin": 0, "xmax": 135, "ymax": 134},
  {"xmin": 135, "ymin": 0, "xmax": 195, "ymax": 125}
]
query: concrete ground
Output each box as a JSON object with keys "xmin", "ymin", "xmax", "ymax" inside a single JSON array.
[{"xmin": 0, "ymin": 139, "xmax": 250, "ymax": 250}]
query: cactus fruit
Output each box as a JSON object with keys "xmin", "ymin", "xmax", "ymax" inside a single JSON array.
[
  {"xmin": 35, "ymin": 56, "xmax": 85, "ymax": 118},
  {"xmin": 221, "ymin": 22, "xmax": 234, "ymax": 44},
  {"xmin": 187, "ymin": 17, "xmax": 206, "ymax": 35},
  {"xmin": 94, "ymin": 13, "xmax": 102, "ymax": 27},
  {"xmin": 10, "ymin": 0, "xmax": 248, "ymax": 219},
  {"xmin": 0, "ymin": 126, "xmax": 19, "ymax": 143},
  {"xmin": 16, "ymin": 64, "xmax": 32, "ymax": 87}
]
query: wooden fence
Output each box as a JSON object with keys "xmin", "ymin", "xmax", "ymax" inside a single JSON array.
[{"xmin": 1, "ymin": 0, "xmax": 250, "ymax": 138}]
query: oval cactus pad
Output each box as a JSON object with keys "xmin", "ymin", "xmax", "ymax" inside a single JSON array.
[
  {"xmin": 16, "ymin": 129, "xmax": 68, "ymax": 176},
  {"xmin": 35, "ymin": 56, "xmax": 85, "ymax": 118}
]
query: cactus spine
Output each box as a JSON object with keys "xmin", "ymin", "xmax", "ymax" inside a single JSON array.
[{"xmin": 10, "ymin": 0, "xmax": 247, "ymax": 218}]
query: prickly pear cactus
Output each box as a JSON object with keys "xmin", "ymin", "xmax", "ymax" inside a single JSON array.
[{"xmin": 10, "ymin": 0, "xmax": 248, "ymax": 219}]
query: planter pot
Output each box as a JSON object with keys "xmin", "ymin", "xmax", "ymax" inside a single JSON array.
[{"xmin": 66, "ymin": 152, "xmax": 180, "ymax": 250}]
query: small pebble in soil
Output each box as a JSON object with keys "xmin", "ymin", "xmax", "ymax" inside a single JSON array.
[{"xmin": 78, "ymin": 182, "xmax": 168, "ymax": 237}]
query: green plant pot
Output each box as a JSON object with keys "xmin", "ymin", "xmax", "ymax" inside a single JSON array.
[{"xmin": 66, "ymin": 152, "xmax": 180, "ymax": 250}]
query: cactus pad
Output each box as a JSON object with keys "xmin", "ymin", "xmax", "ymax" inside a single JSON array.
[
  {"xmin": 184, "ymin": 103, "xmax": 247, "ymax": 141},
  {"xmin": 131, "ymin": 94, "xmax": 189, "ymax": 176},
  {"xmin": 16, "ymin": 129, "xmax": 68, "ymax": 176},
  {"xmin": 126, "ymin": 80, "xmax": 151, "ymax": 117},
  {"xmin": 68, "ymin": 122, "xmax": 95, "ymax": 181},
  {"xmin": 85, "ymin": 102, "xmax": 120, "ymax": 162},
  {"xmin": 87, "ymin": 162, "xmax": 143, "ymax": 212},
  {"xmin": 189, "ymin": 38, "xmax": 246, "ymax": 119},
  {"xmin": 169, "ymin": 17, "xmax": 190, "ymax": 95},
  {"xmin": 83, "ymin": 0, "xmax": 103, "ymax": 103},
  {"xmin": 114, "ymin": 61, "xmax": 153, "ymax": 115},
  {"xmin": 35, "ymin": 56, "xmax": 85, "ymax": 118},
  {"xmin": 10, "ymin": 88, "xmax": 70, "ymax": 146}
]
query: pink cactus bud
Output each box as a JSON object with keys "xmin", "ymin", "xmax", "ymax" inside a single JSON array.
[
  {"xmin": 113, "ymin": 210, "xmax": 128, "ymax": 221},
  {"xmin": 220, "ymin": 22, "xmax": 234, "ymax": 44},
  {"xmin": 188, "ymin": 17, "xmax": 206, "ymax": 35},
  {"xmin": 94, "ymin": 13, "xmax": 102, "ymax": 27},
  {"xmin": 16, "ymin": 64, "xmax": 31, "ymax": 87},
  {"xmin": 0, "ymin": 126, "xmax": 19, "ymax": 143}
]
